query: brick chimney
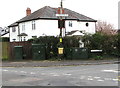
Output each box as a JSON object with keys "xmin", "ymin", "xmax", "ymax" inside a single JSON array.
[
  {"xmin": 26, "ymin": 8, "xmax": 31, "ymax": 16},
  {"xmin": 57, "ymin": 7, "xmax": 64, "ymax": 14}
]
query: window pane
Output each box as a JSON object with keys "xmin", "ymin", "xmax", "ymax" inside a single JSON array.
[
  {"xmin": 12, "ymin": 27, "xmax": 16, "ymax": 32},
  {"xmin": 32, "ymin": 21, "xmax": 36, "ymax": 30}
]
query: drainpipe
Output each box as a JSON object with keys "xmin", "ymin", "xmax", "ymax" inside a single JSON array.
[{"xmin": 18, "ymin": 23, "xmax": 20, "ymax": 41}]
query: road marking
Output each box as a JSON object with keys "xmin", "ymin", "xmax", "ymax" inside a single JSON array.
[
  {"xmin": 49, "ymin": 73, "xmax": 60, "ymax": 76},
  {"xmin": 3, "ymin": 70, "xmax": 8, "ymax": 72},
  {"xmin": 30, "ymin": 72, "xmax": 36, "ymax": 74},
  {"xmin": 20, "ymin": 71, "xmax": 27, "ymax": 73},
  {"xmin": 50, "ymin": 73, "xmax": 56, "ymax": 74},
  {"xmin": 52, "ymin": 74, "xmax": 60, "ymax": 76},
  {"xmin": 112, "ymin": 79, "xmax": 118, "ymax": 81},
  {"xmin": 87, "ymin": 78, "xmax": 93, "ymax": 81},
  {"xmin": 104, "ymin": 78, "xmax": 112, "ymax": 80},
  {"xmin": 97, "ymin": 79, "xmax": 104, "ymax": 82},
  {"xmin": 102, "ymin": 70, "xmax": 118, "ymax": 73},
  {"xmin": 62, "ymin": 73, "xmax": 72, "ymax": 76},
  {"xmin": 94, "ymin": 77, "xmax": 101, "ymax": 79}
]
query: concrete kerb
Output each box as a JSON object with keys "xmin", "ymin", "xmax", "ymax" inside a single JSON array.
[{"xmin": 1, "ymin": 60, "xmax": 119, "ymax": 67}]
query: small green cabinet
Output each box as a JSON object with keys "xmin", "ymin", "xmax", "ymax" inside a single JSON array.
[
  {"xmin": 65, "ymin": 48, "xmax": 72, "ymax": 60},
  {"xmin": 14, "ymin": 46, "xmax": 23, "ymax": 60},
  {"xmin": 32, "ymin": 44, "xmax": 46, "ymax": 60},
  {"xmin": 72, "ymin": 48, "xmax": 88, "ymax": 59},
  {"xmin": 65, "ymin": 47, "xmax": 88, "ymax": 60}
]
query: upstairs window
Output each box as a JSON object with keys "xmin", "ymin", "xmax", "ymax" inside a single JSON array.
[
  {"xmin": 12, "ymin": 27, "xmax": 16, "ymax": 32},
  {"xmin": 32, "ymin": 21, "xmax": 36, "ymax": 30},
  {"xmin": 69, "ymin": 21, "xmax": 72, "ymax": 27},
  {"xmin": 22, "ymin": 23, "xmax": 25, "ymax": 31}
]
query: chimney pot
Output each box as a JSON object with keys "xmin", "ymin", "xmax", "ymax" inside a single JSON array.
[{"xmin": 26, "ymin": 8, "xmax": 31, "ymax": 16}]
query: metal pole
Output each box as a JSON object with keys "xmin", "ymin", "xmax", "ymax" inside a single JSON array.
[{"xmin": 61, "ymin": 0, "xmax": 63, "ymax": 8}]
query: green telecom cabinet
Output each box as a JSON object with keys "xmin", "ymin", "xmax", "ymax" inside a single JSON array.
[
  {"xmin": 32, "ymin": 44, "xmax": 46, "ymax": 60},
  {"xmin": 14, "ymin": 46, "xmax": 23, "ymax": 60},
  {"xmin": 72, "ymin": 48, "xmax": 88, "ymax": 59},
  {"xmin": 65, "ymin": 47, "xmax": 88, "ymax": 60},
  {"xmin": 65, "ymin": 48, "xmax": 72, "ymax": 60}
]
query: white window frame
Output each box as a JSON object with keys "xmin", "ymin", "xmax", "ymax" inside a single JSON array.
[
  {"xmin": 12, "ymin": 27, "xmax": 16, "ymax": 32},
  {"xmin": 32, "ymin": 21, "xmax": 36, "ymax": 30},
  {"xmin": 69, "ymin": 21, "xmax": 73, "ymax": 27},
  {"xmin": 22, "ymin": 23, "xmax": 25, "ymax": 31}
]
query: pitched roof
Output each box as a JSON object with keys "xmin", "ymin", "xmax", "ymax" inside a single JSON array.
[
  {"xmin": 9, "ymin": 6, "xmax": 97, "ymax": 27},
  {"xmin": 66, "ymin": 30, "xmax": 78, "ymax": 35},
  {"xmin": 0, "ymin": 27, "xmax": 9, "ymax": 36},
  {"xmin": 8, "ymin": 22, "xmax": 18, "ymax": 27},
  {"xmin": 66, "ymin": 30, "xmax": 84, "ymax": 36}
]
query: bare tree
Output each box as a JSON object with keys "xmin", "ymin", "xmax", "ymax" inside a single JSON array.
[{"xmin": 96, "ymin": 21, "xmax": 116, "ymax": 35}]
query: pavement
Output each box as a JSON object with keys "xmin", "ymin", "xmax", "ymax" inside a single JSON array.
[{"xmin": 1, "ymin": 58, "xmax": 119, "ymax": 67}]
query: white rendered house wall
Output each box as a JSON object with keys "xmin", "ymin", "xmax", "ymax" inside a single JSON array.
[
  {"xmin": 65, "ymin": 20, "xmax": 96, "ymax": 34},
  {"xmin": 10, "ymin": 26, "xmax": 19, "ymax": 42},
  {"xmin": 18, "ymin": 20, "xmax": 60, "ymax": 41},
  {"xmin": 10, "ymin": 20, "xmax": 96, "ymax": 42}
]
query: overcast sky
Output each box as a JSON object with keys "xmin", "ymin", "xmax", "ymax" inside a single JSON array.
[{"xmin": 0, "ymin": 0, "xmax": 119, "ymax": 29}]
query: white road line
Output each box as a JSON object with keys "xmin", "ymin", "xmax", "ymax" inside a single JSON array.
[
  {"xmin": 112, "ymin": 79, "xmax": 118, "ymax": 81},
  {"xmin": 87, "ymin": 78, "xmax": 93, "ymax": 80},
  {"xmin": 94, "ymin": 77, "xmax": 101, "ymax": 79},
  {"xmin": 30, "ymin": 72, "xmax": 36, "ymax": 74},
  {"xmin": 20, "ymin": 71, "xmax": 27, "ymax": 73},
  {"xmin": 97, "ymin": 79, "xmax": 104, "ymax": 82},
  {"xmin": 50, "ymin": 73, "xmax": 56, "ymax": 74},
  {"xmin": 52, "ymin": 74, "xmax": 60, "ymax": 76},
  {"xmin": 62, "ymin": 73, "xmax": 72, "ymax": 76},
  {"xmin": 49, "ymin": 73, "xmax": 60, "ymax": 76},
  {"xmin": 104, "ymin": 78, "xmax": 112, "ymax": 80},
  {"xmin": 3, "ymin": 70, "xmax": 8, "ymax": 72},
  {"xmin": 102, "ymin": 70, "xmax": 118, "ymax": 73}
]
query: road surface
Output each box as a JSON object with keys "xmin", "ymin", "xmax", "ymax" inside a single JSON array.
[{"xmin": 2, "ymin": 64, "xmax": 119, "ymax": 86}]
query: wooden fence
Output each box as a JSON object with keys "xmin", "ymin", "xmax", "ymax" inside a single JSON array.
[
  {"xmin": 0, "ymin": 42, "xmax": 10, "ymax": 60},
  {"xmin": 9, "ymin": 41, "xmax": 32, "ymax": 60}
]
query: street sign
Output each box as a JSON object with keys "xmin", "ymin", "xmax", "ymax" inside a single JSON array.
[{"xmin": 56, "ymin": 14, "xmax": 68, "ymax": 17}]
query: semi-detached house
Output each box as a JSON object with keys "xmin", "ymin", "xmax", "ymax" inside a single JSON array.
[{"xmin": 8, "ymin": 6, "xmax": 97, "ymax": 42}]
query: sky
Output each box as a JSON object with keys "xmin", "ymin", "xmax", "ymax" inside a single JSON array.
[{"xmin": 0, "ymin": 0, "xmax": 119, "ymax": 29}]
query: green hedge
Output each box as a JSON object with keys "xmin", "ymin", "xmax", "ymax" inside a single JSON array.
[
  {"xmin": 28, "ymin": 33, "xmax": 120, "ymax": 59},
  {"xmin": 28, "ymin": 36, "xmax": 80, "ymax": 59},
  {"xmin": 82, "ymin": 33, "xmax": 120, "ymax": 57}
]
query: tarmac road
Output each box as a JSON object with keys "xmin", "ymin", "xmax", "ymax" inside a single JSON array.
[{"xmin": 2, "ymin": 64, "xmax": 119, "ymax": 86}]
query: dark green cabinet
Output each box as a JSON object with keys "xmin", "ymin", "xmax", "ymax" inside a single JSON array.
[
  {"xmin": 72, "ymin": 48, "xmax": 88, "ymax": 59},
  {"xmin": 14, "ymin": 46, "xmax": 23, "ymax": 60},
  {"xmin": 65, "ymin": 47, "xmax": 88, "ymax": 59},
  {"xmin": 65, "ymin": 48, "xmax": 72, "ymax": 60},
  {"xmin": 32, "ymin": 44, "xmax": 46, "ymax": 60}
]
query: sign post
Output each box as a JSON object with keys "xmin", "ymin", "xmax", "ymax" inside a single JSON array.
[{"xmin": 56, "ymin": 0, "xmax": 68, "ymax": 59}]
